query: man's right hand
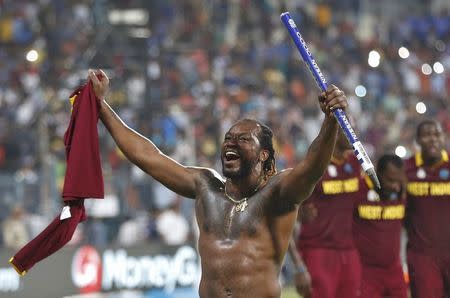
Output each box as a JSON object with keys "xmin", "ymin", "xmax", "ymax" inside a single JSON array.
[
  {"xmin": 294, "ymin": 269, "xmax": 312, "ymax": 298},
  {"xmin": 88, "ymin": 69, "xmax": 110, "ymax": 101}
]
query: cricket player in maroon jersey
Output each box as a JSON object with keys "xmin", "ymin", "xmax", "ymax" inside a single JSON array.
[
  {"xmin": 405, "ymin": 120, "xmax": 450, "ymax": 298},
  {"xmin": 354, "ymin": 154, "xmax": 408, "ymax": 298},
  {"xmin": 290, "ymin": 129, "xmax": 362, "ymax": 298}
]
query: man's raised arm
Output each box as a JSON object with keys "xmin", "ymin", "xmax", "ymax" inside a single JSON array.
[
  {"xmin": 89, "ymin": 69, "xmax": 197, "ymax": 199},
  {"xmin": 279, "ymin": 85, "xmax": 347, "ymax": 203}
]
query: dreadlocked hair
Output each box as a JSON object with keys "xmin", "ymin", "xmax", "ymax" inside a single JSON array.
[{"xmin": 254, "ymin": 120, "xmax": 277, "ymax": 178}]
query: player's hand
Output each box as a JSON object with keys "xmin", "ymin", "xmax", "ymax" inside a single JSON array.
[
  {"xmin": 294, "ymin": 269, "xmax": 312, "ymax": 298},
  {"xmin": 318, "ymin": 84, "xmax": 348, "ymax": 117},
  {"xmin": 299, "ymin": 203, "xmax": 317, "ymax": 223},
  {"xmin": 88, "ymin": 69, "xmax": 110, "ymax": 101}
]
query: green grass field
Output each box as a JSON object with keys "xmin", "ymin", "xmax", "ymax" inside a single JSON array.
[{"xmin": 281, "ymin": 287, "xmax": 300, "ymax": 298}]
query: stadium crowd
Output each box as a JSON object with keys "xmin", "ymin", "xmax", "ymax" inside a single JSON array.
[{"xmin": 0, "ymin": 0, "xmax": 449, "ymax": 283}]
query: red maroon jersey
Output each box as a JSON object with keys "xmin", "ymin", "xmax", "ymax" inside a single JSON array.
[
  {"xmin": 354, "ymin": 176, "xmax": 405, "ymax": 267},
  {"xmin": 298, "ymin": 153, "xmax": 363, "ymax": 250},
  {"xmin": 405, "ymin": 151, "xmax": 450, "ymax": 256}
]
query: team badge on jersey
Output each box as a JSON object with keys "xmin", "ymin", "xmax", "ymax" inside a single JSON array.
[
  {"xmin": 388, "ymin": 192, "xmax": 399, "ymax": 201},
  {"xmin": 439, "ymin": 168, "xmax": 449, "ymax": 180},
  {"xmin": 367, "ymin": 189, "xmax": 380, "ymax": 202},
  {"xmin": 417, "ymin": 168, "xmax": 426, "ymax": 179},
  {"xmin": 344, "ymin": 163, "xmax": 353, "ymax": 174},
  {"xmin": 327, "ymin": 165, "xmax": 337, "ymax": 177}
]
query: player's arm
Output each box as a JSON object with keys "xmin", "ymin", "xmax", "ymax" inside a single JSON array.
[
  {"xmin": 89, "ymin": 69, "xmax": 198, "ymax": 199},
  {"xmin": 288, "ymin": 238, "xmax": 312, "ymax": 298},
  {"xmin": 279, "ymin": 85, "xmax": 347, "ymax": 204}
]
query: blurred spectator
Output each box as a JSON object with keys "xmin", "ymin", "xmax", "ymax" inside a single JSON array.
[
  {"xmin": 116, "ymin": 212, "xmax": 149, "ymax": 247},
  {"xmin": 85, "ymin": 218, "xmax": 108, "ymax": 247},
  {"xmin": 155, "ymin": 199, "xmax": 190, "ymax": 246},
  {"xmin": 2, "ymin": 205, "xmax": 29, "ymax": 250}
]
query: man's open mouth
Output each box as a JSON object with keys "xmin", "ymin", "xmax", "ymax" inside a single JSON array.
[{"xmin": 225, "ymin": 151, "xmax": 240, "ymax": 161}]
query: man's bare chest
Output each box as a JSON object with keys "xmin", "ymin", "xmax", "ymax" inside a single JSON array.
[{"xmin": 195, "ymin": 186, "xmax": 269, "ymax": 239}]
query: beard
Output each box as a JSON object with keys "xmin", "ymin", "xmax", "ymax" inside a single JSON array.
[
  {"xmin": 422, "ymin": 145, "xmax": 442, "ymax": 162},
  {"xmin": 222, "ymin": 156, "xmax": 257, "ymax": 179}
]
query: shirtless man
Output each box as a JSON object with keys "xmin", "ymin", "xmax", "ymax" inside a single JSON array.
[{"xmin": 89, "ymin": 69, "xmax": 348, "ymax": 298}]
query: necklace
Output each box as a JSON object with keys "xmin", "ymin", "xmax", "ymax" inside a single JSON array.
[
  {"xmin": 224, "ymin": 190, "xmax": 248, "ymax": 212},
  {"xmin": 224, "ymin": 178, "xmax": 264, "ymax": 212}
]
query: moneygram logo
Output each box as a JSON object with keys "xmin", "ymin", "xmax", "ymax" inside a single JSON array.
[
  {"xmin": 71, "ymin": 246, "xmax": 102, "ymax": 293},
  {"xmin": 71, "ymin": 245, "xmax": 200, "ymax": 293}
]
